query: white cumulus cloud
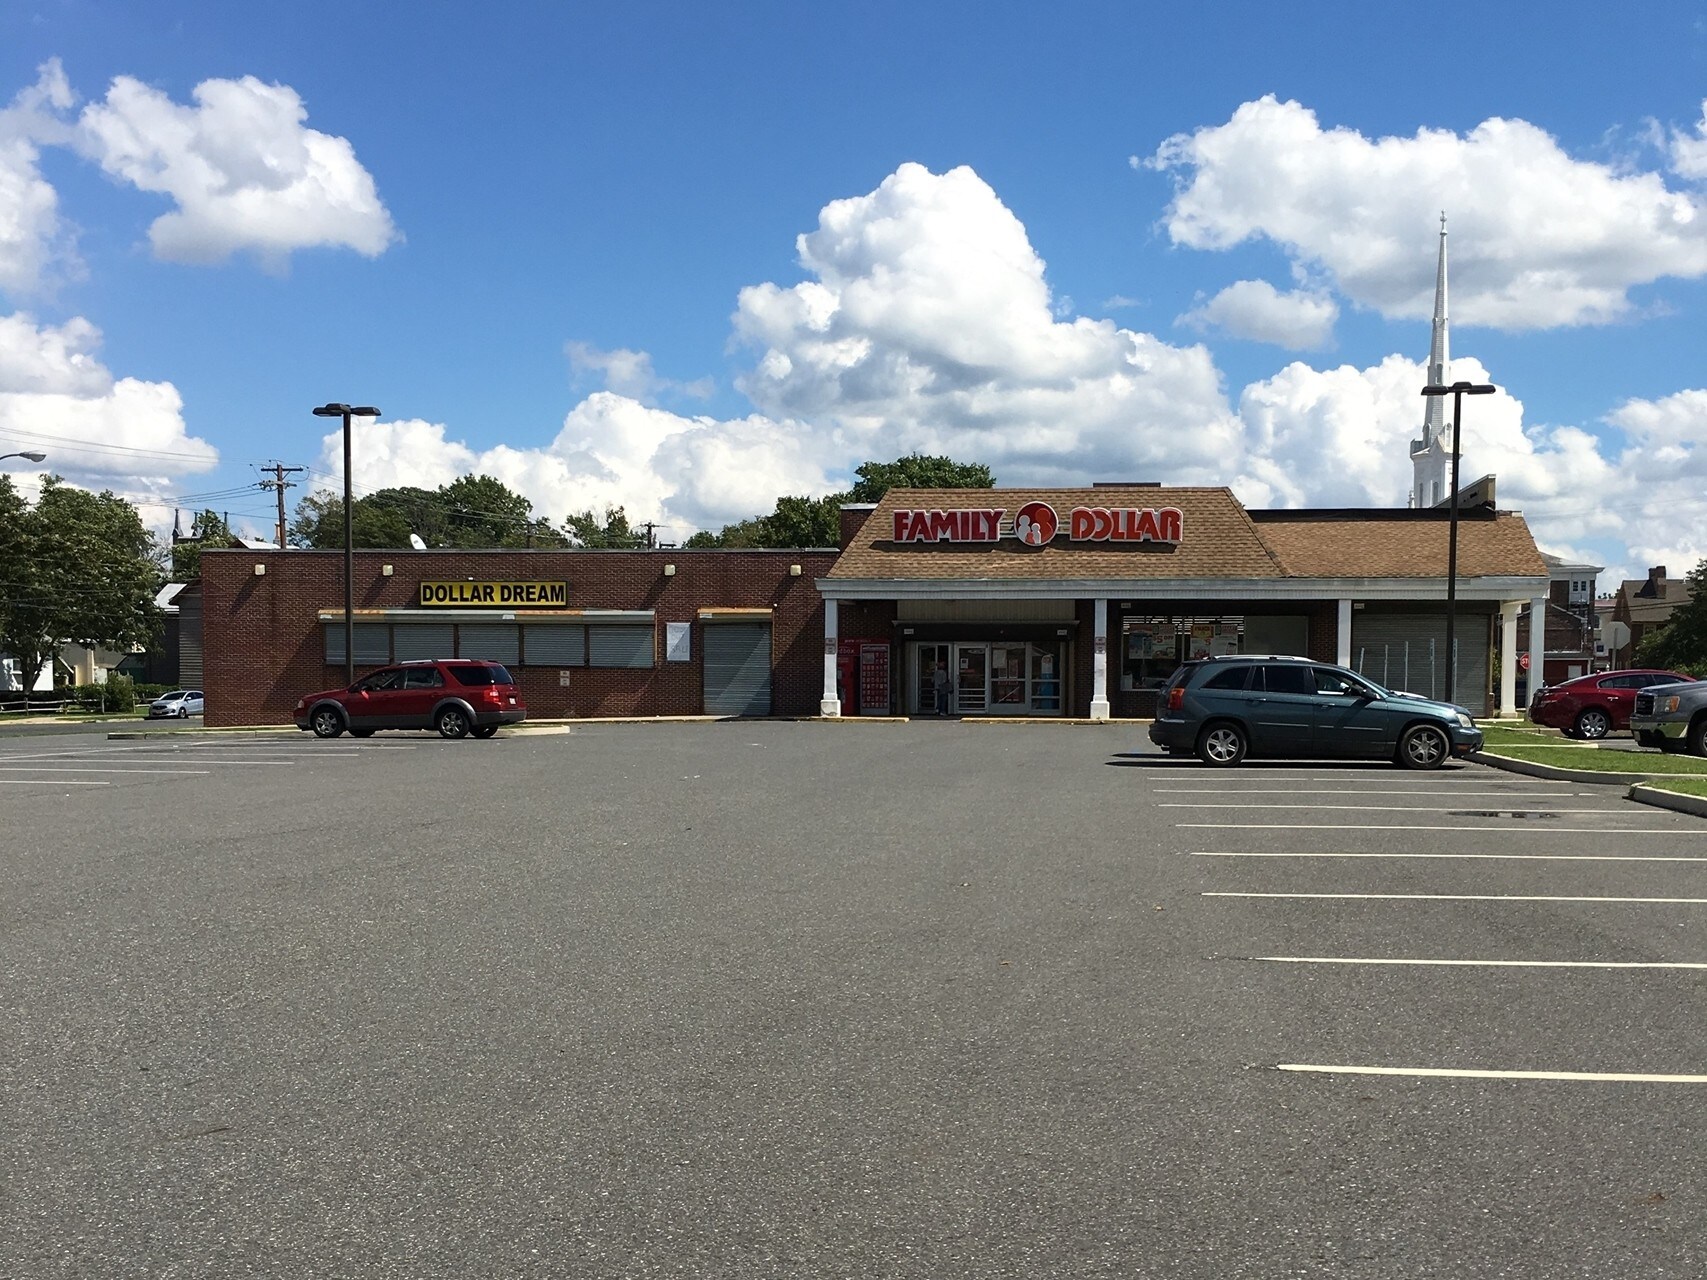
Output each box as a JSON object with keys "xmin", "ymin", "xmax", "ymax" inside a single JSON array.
[
  {"xmin": 0, "ymin": 60, "xmax": 78, "ymax": 296},
  {"xmin": 733, "ymin": 161, "xmax": 1242, "ymax": 485},
  {"xmin": 1670, "ymin": 100, "xmax": 1707, "ymax": 181},
  {"xmin": 1179, "ymin": 279, "xmax": 1338, "ymax": 349},
  {"xmin": 0, "ymin": 311, "xmax": 217, "ymax": 482},
  {"xmin": 1150, "ymin": 95, "xmax": 1707, "ymax": 330},
  {"xmin": 75, "ymin": 72, "xmax": 397, "ymax": 268}
]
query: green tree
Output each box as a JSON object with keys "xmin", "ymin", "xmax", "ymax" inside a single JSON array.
[
  {"xmin": 291, "ymin": 475, "xmax": 563, "ymax": 549},
  {"xmin": 845, "ymin": 454, "xmax": 995, "ymax": 503},
  {"xmin": 690, "ymin": 453, "xmax": 995, "ymax": 547},
  {"xmin": 563, "ymin": 505, "xmax": 644, "ymax": 548},
  {"xmin": 170, "ymin": 509, "xmax": 234, "ymax": 579},
  {"xmin": 0, "ymin": 476, "xmax": 163, "ymax": 706},
  {"xmin": 1632, "ymin": 559, "xmax": 1707, "ymax": 674}
]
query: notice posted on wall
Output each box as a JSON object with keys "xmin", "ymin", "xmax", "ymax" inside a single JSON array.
[{"xmin": 666, "ymin": 622, "xmax": 691, "ymax": 662}]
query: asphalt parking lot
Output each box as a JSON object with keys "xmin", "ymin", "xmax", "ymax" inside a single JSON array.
[{"xmin": 2, "ymin": 723, "xmax": 1704, "ymax": 1278}]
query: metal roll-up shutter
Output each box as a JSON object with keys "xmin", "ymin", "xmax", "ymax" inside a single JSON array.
[
  {"xmin": 457, "ymin": 623, "xmax": 519, "ymax": 665},
  {"xmin": 523, "ymin": 624, "xmax": 586, "ymax": 666},
  {"xmin": 325, "ymin": 622, "xmax": 391, "ymax": 666},
  {"xmin": 1350, "ymin": 611, "xmax": 1490, "ymax": 713},
  {"xmin": 393, "ymin": 623, "xmax": 453, "ymax": 662},
  {"xmin": 703, "ymin": 622, "xmax": 771, "ymax": 716},
  {"xmin": 588, "ymin": 626, "xmax": 654, "ymax": 668}
]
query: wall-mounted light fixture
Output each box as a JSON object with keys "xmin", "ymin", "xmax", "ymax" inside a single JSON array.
[
  {"xmin": 663, "ymin": 564, "xmax": 677, "ymax": 576},
  {"xmin": 381, "ymin": 564, "xmax": 394, "ymax": 577},
  {"xmin": 253, "ymin": 564, "xmax": 266, "ymax": 576},
  {"xmin": 789, "ymin": 564, "xmax": 802, "ymax": 576}
]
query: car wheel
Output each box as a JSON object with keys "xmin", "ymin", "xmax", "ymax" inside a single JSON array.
[
  {"xmin": 1398, "ymin": 723, "xmax": 1449, "ymax": 770},
  {"xmin": 178, "ymin": 707, "xmax": 189, "ymax": 718},
  {"xmin": 1690, "ymin": 718, "xmax": 1707, "ymax": 758},
  {"xmin": 1574, "ymin": 708, "xmax": 1611, "ymax": 740},
  {"xmin": 310, "ymin": 707, "xmax": 345, "ymax": 739},
  {"xmin": 350, "ymin": 728, "xmax": 375, "ymax": 738},
  {"xmin": 436, "ymin": 706, "xmax": 471, "ymax": 740},
  {"xmin": 1196, "ymin": 722, "xmax": 1247, "ymax": 767},
  {"xmin": 472, "ymin": 725, "xmax": 499, "ymax": 739}
]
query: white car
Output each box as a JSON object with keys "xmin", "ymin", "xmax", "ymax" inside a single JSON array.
[{"xmin": 146, "ymin": 690, "xmax": 204, "ymax": 719}]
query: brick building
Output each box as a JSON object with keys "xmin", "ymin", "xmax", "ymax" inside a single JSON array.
[{"xmin": 200, "ymin": 484, "xmax": 1553, "ymax": 726}]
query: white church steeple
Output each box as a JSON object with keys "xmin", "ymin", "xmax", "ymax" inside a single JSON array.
[{"xmin": 1409, "ymin": 214, "xmax": 1451, "ymax": 508}]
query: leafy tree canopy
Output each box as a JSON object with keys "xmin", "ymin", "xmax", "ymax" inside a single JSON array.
[
  {"xmin": 846, "ymin": 455, "xmax": 995, "ymax": 503},
  {"xmin": 291, "ymin": 474, "xmax": 566, "ymax": 549},
  {"xmin": 1632, "ymin": 559, "xmax": 1707, "ymax": 675},
  {"xmin": 689, "ymin": 454, "xmax": 994, "ymax": 548},
  {"xmin": 170, "ymin": 509, "xmax": 235, "ymax": 580},
  {"xmin": 563, "ymin": 506, "xmax": 645, "ymax": 549},
  {"xmin": 0, "ymin": 476, "xmax": 163, "ymax": 699}
]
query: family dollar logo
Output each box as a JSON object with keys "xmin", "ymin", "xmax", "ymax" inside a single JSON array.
[{"xmin": 1014, "ymin": 501, "xmax": 1059, "ymax": 546}]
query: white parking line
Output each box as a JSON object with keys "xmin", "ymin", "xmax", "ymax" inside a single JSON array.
[
  {"xmin": 0, "ymin": 778, "xmax": 108, "ymax": 785},
  {"xmin": 1251, "ymin": 956, "xmax": 1707, "ymax": 970},
  {"xmin": 1276, "ymin": 1064, "xmax": 1707, "ymax": 1084},
  {"xmin": 1156, "ymin": 789, "xmax": 1597, "ymax": 797},
  {"xmin": 1179, "ymin": 823, "xmax": 1698, "ymax": 834},
  {"xmin": 1161, "ymin": 803, "xmax": 1618, "ymax": 813},
  {"xmin": 0, "ymin": 765, "xmax": 212, "ymax": 775},
  {"xmin": 1205, "ymin": 892, "xmax": 1707, "ymax": 903},
  {"xmin": 1193, "ymin": 850, "xmax": 1707, "ymax": 863}
]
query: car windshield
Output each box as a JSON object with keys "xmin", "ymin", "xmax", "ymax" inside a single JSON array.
[{"xmin": 449, "ymin": 664, "xmax": 514, "ymax": 687}]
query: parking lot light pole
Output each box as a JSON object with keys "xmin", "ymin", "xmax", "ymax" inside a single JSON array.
[
  {"xmin": 312, "ymin": 404, "xmax": 380, "ymax": 687},
  {"xmin": 1421, "ymin": 380, "xmax": 1495, "ymax": 706}
]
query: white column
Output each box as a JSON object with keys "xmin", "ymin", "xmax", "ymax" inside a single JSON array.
[
  {"xmin": 1498, "ymin": 600, "xmax": 1521, "ymax": 717},
  {"xmin": 1527, "ymin": 596, "xmax": 1546, "ymax": 707},
  {"xmin": 1090, "ymin": 598, "xmax": 1110, "ymax": 720},
  {"xmin": 1336, "ymin": 599, "xmax": 1353, "ymax": 668},
  {"xmin": 820, "ymin": 598, "xmax": 841, "ymax": 717}
]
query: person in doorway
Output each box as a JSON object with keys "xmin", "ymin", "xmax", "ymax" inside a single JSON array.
[{"xmin": 932, "ymin": 662, "xmax": 950, "ymax": 716}]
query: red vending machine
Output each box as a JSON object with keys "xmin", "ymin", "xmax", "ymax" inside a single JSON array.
[
  {"xmin": 836, "ymin": 639, "xmax": 863, "ymax": 714},
  {"xmin": 859, "ymin": 643, "xmax": 891, "ymax": 716}
]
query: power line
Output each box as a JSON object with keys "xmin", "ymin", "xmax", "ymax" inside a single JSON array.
[{"xmin": 257, "ymin": 462, "xmax": 306, "ymax": 549}]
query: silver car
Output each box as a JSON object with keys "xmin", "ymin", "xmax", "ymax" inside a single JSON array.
[{"xmin": 146, "ymin": 690, "xmax": 204, "ymax": 719}]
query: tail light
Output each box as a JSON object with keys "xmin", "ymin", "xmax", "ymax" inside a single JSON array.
[{"xmin": 1167, "ymin": 685, "xmax": 1185, "ymax": 712}]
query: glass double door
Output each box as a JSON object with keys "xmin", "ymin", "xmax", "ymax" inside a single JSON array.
[{"xmin": 913, "ymin": 642, "xmax": 1063, "ymax": 716}]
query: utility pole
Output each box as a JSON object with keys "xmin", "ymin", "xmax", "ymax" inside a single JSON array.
[
  {"xmin": 259, "ymin": 462, "xmax": 306, "ymax": 549},
  {"xmin": 639, "ymin": 521, "xmax": 658, "ymax": 549}
]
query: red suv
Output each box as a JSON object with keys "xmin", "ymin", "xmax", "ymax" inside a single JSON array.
[
  {"xmin": 295, "ymin": 660, "xmax": 527, "ymax": 740},
  {"xmin": 1529, "ymin": 668, "xmax": 1694, "ymax": 739}
]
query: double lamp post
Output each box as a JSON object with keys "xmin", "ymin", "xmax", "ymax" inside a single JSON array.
[
  {"xmin": 312, "ymin": 404, "xmax": 380, "ymax": 687},
  {"xmin": 1420, "ymin": 379, "xmax": 1495, "ymax": 707}
]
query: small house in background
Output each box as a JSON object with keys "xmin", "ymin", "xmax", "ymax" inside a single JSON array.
[{"xmin": 1609, "ymin": 566, "xmax": 1694, "ymax": 666}]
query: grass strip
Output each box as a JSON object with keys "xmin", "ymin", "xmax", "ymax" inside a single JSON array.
[
  {"xmin": 1640, "ymin": 778, "xmax": 1707, "ymax": 799},
  {"xmin": 1485, "ymin": 745, "xmax": 1707, "ymax": 775}
]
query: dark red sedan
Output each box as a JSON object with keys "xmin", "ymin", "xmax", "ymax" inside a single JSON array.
[{"xmin": 1529, "ymin": 669, "xmax": 1695, "ymax": 739}]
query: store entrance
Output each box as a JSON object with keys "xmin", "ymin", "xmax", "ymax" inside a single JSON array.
[{"xmin": 909, "ymin": 641, "xmax": 1064, "ymax": 716}]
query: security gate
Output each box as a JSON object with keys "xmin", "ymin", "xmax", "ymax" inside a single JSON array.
[
  {"xmin": 1350, "ymin": 610, "xmax": 1491, "ymax": 714},
  {"xmin": 703, "ymin": 622, "xmax": 772, "ymax": 716}
]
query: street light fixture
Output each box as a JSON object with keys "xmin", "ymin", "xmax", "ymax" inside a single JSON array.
[
  {"xmin": 1421, "ymin": 379, "xmax": 1496, "ymax": 706},
  {"xmin": 312, "ymin": 403, "xmax": 380, "ymax": 686},
  {"xmin": 0, "ymin": 451, "xmax": 47, "ymax": 464}
]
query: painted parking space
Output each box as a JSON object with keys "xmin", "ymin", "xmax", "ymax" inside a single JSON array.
[
  {"xmin": 0, "ymin": 734, "xmax": 427, "ymax": 787},
  {"xmin": 1172, "ymin": 759, "xmax": 1707, "ymax": 1085}
]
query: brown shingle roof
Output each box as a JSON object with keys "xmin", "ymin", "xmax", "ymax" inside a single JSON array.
[
  {"xmin": 826, "ymin": 487, "xmax": 1285, "ymax": 580},
  {"xmin": 1252, "ymin": 511, "xmax": 1548, "ymax": 579},
  {"xmin": 827, "ymin": 487, "xmax": 1549, "ymax": 583}
]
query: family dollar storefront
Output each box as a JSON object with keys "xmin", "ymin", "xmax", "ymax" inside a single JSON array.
[{"xmin": 814, "ymin": 486, "xmax": 1551, "ymax": 720}]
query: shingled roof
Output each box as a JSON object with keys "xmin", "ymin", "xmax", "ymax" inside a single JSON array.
[
  {"xmin": 826, "ymin": 487, "xmax": 1285, "ymax": 580},
  {"xmin": 827, "ymin": 487, "xmax": 1548, "ymax": 583},
  {"xmin": 1251, "ymin": 510, "xmax": 1549, "ymax": 579}
]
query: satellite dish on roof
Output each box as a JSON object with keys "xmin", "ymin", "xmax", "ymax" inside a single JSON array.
[{"xmin": 409, "ymin": 533, "xmax": 427, "ymax": 550}]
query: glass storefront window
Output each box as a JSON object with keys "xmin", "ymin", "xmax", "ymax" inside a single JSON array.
[{"xmin": 1121, "ymin": 615, "xmax": 1246, "ymax": 692}]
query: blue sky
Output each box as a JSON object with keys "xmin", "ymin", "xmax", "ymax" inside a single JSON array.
[{"xmin": 2, "ymin": 0, "xmax": 1705, "ymax": 584}]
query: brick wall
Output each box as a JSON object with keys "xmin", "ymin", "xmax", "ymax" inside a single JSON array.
[{"xmin": 200, "ymin": 549, "xmax": 838, "ymax": 727}]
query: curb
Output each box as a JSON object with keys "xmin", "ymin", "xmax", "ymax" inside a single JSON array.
[
  {"xmin": 1470, "ymin": 750, "xmax": 1707, "ymax": 787},
  {"xmin": 1628, "ymin": 783, "xmax": 1707, "ymax": 819}
]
